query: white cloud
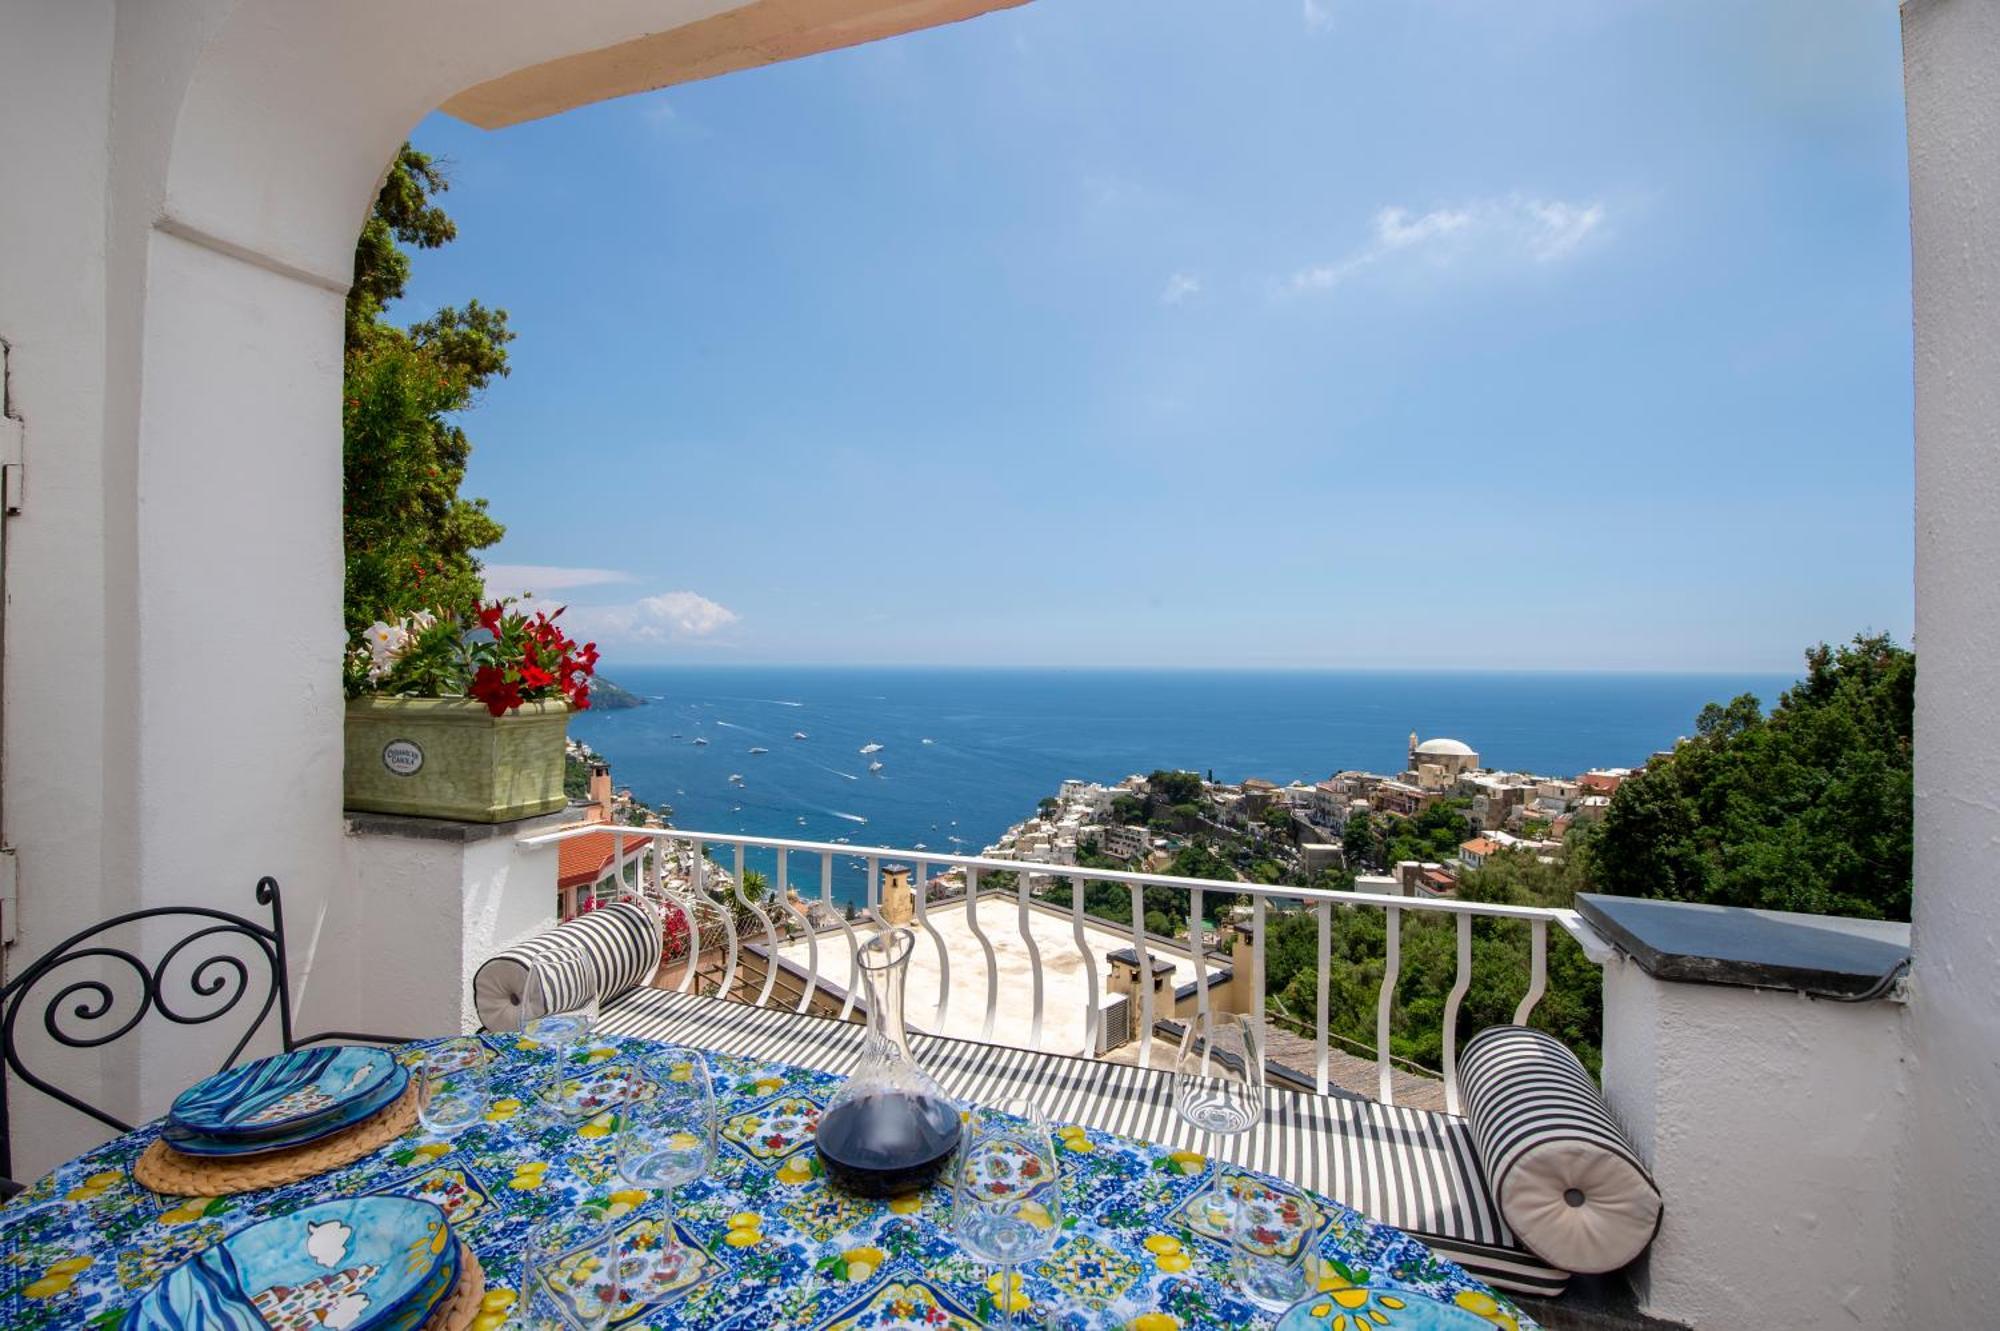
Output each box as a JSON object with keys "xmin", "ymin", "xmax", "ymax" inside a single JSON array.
[
  {"xmin": 1375, "ymin": 206, "xmax": 1474, "ymax": 251},
  {"xmin": 1522, "ymin": 198, "xmax": 1607, "ymax": 261},
  {"xmin": 1160, "ymin": 271, "xmax": 1201, "ymax": 306},
  {"xmin": 563, "ymin": 591, "xmax": 740, "ymax": 646},
  {"xmin": 1303, "ymin": 0, "xmax": 1335, "ymax": 34},
  {"xmin": 1287, "ymin": 194, "xmax": 1607, "ymax": 294},
  {"xmin": 482, "ymin": 565, "xmax": 635, "ymax": 598}
]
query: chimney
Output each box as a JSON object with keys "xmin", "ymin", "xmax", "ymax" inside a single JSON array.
[
  {"xmin": 880, "ymin": 863, "xmax": 914, "ymax": 926},
  {"xmin": 588, "ymin": 761, "xmax": 612, "ymax": 820}
]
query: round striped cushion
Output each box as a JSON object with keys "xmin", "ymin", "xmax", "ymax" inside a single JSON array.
[
  {"xmin": 473, "ymin": 900, "xmax": 661, "ymax": 1034},
  {"xmin": 1459, "ymin": 1025, "xmax": 1661, "ymax": 1274}
]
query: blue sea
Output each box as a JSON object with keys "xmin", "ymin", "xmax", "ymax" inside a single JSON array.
[{"xmin": 568, "ymin": 666, "xmax": 1793, "ymax": 906}]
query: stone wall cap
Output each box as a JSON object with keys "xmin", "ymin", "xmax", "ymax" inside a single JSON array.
[
  {"xmin": 345, "ymin": 807, "xmax": 574, "ymax": 844},
  {"xmin": 1577, "ymin": 893, "xmax": 1910, "ymax": 999}
]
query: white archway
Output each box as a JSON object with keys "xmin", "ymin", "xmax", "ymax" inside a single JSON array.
[{"xmin": 3, "ymin": 0, "xmax": 1022, "ymax": 1176}]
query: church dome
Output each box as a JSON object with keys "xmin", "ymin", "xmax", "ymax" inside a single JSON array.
[{"xmin": 1414, "ymin": 737, "xmax": 1476, "ymax": 758}]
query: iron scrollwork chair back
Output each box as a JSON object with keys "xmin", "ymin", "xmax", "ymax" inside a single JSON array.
[{"xmin": 0, "ymin": 876, "xmax": 408, "ymax": 1182}]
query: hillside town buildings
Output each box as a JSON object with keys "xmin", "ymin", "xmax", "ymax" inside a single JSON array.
[{"xmin": 983, "ymin": 732, "xmax": 1654, "ymax": 899}]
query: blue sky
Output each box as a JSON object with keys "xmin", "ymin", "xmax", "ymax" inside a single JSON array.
[{"xmin": 401, "ymin": 0, "xmax": 1914, "ymax": 672}]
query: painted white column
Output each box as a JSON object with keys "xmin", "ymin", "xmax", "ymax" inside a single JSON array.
[
  {"xmin": 1901, "ymin": 1, "xmax": 2000, "ymax": 1323},
  {"xmin": 119, "ymin": 227, "xmax": 352, "ymax": 1123}
]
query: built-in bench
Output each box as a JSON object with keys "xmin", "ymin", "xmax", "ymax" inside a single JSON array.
[{"xmin": 476, "ymin": 902, "xmax": 1662, "ymax": 1301}]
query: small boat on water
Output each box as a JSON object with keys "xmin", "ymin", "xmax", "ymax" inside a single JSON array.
[
  {"xmin": 793, "ymin": 731, "xmax": 809, "ymax": 741},
  {"xmin": 671, "ymin": 732, "xmax": 682, "ymax": 739},
  {"xmin": 859, "ymin": 742, "xmax": 883, "ymax": 755},
  {"xmin": 797, "ymin": 816, "xmax": 807, "ymax": 826},
  {"xmin": 692, "ymin": 737, "xmax": 709, "ymax": 746},
  {"xmin": 749, "ymin": 746, "xmax": 769, "ymax": 755},
  {"xmin": 868, "ymin": 760, "xmax": 884, "ymax": 773},
  {"xmin": 921, "ymin": 738, "xmax": 935, "ymax": 745},
  {"xmin": 728, "ymin": 773, "xmax": 745, "ymax": 786}
]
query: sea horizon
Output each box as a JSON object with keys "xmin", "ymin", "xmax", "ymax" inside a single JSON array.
[
  {"xmin": 569, "ymin": 664, "xmax": 1797, "ymax": 905},
  {"xmin": 592, "ymin": 662, "xmax": 1815, "ymax": 678}
]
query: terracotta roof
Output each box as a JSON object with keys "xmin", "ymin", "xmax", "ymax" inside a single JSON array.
[
  {"xmin": 558, "ymin": 829, "xmax": 641, "ymax": 890},
  {"xmin": 1461, "ymin": 837, "xmax": 1502, "ymax": 856}
]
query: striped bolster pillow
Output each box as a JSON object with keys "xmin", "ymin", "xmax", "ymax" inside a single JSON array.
[
  {"xmin": 472, "ymin": 900, "xmax": 662, "ymax": 1034},
  {"xmin": 1459, "ymin": 1025, "xmax": 1662, "ymax": 1275}
]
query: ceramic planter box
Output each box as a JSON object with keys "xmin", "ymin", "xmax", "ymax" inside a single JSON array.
[{"xmin": 344, "ymin": 697, "xmax": 570, "ymax": 823}]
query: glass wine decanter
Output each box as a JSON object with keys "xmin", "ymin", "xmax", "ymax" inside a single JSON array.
[{"xmin": 815, "ymin": 926, "xmax": 963, "ymax": 1197}]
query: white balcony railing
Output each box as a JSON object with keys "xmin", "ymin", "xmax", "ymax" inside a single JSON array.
[{"xmin": 520, "ymin": 825, "xmax": 1601, "ymax": 1114}]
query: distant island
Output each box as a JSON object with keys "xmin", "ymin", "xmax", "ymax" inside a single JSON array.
[{"xmin": 590, "ymin": 677, "xmax": 646, "ymax": 710}]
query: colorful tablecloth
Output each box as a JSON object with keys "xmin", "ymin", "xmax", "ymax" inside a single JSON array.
[{"xmin": 0, "ymin": 1036, "xmax": 1534, "ymax": 1331}]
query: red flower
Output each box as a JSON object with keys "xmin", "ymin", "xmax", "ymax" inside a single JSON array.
[
  {"xmin": 476, "ymin": 603, "xmax": 505, "ymax": 635},
  {"xmin": 469, "ymin": 665, "xmax": 522, "ymax": 717},
  {"xmin": 518, "ymin": 665, "xmax": 555, "ymax": 690}
]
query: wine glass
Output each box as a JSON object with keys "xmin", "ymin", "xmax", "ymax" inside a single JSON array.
[
  {"xmin": 953, "ymin": 1096, "xmax": 1065, "ymax": 1330},
  {"xmin": 1173, "ymin": 1010, "xmax": 1265, "ymax": 1135},
  {"xmin": 613, "ymin": 1050, "xmax": 717, "ymax": 1297},
  {"xmin": 1172, "ymin": 1010, "xmax": 1266, "ymax": 1277},
  {"xmin": 1226, "ymin": 1178, "xmax": 1316, "ymax": 1313},
  {"xmin": 522, "ymin": 967, "xmax": 600, "ymax": 1120},
  {"xmin": 415, "ymin": 1037, "xmax": 489, "ymax": 1138},
  {"xmin": 517, "ymin": 1206, "xmax": 619, "ymax": 1331}
]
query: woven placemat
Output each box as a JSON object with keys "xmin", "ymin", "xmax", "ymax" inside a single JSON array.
[
  {"xmin": 421, "ymin": 1243, "xmax": 487, "ymax": 1331},
  {"xmin": 133, "ymin": 1081, "xmax": 420, "ymax": 1197}
]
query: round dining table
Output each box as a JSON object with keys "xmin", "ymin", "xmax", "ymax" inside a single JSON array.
[{"xmin": 0, "ymin": 1034, "xmax": 1534, "ymax": 1331}]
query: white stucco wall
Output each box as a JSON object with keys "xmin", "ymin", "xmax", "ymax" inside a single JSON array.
[
  {"xmin": 330, "ymin": 822, "xmax": 560, "ymax": 1038},
  {"xmin": 0, "ymin": 0, "xmax": 122, "ymax": 1176},
  {"xmin": 1900, "ymin": 0, "xmax": 2000, "ymax": 1322},
  {"xmin": 1600, "ymin": 957, "xmax": 1909, "ymax": 1330}
]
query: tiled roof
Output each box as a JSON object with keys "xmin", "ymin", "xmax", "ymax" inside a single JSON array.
[{"xmin": 558, "ymin": 829, "xmax": 639, "ymax": 889}]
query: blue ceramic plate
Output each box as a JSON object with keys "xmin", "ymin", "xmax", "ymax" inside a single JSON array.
[
  {"xmin": 125, "ymin": 1196, "xmax": 457, "ymax": 1331},
  {"xmin": 160, "ymin": 1062, "xmax": 409, "ymax": 1157},
  {"xmin": 169, "ymin": 1047, "xmax": 400, "ymax": 1140},
  {"xmin": 1275, "ymin": 1285, "xmax": 1499, "ymax": 1331}
]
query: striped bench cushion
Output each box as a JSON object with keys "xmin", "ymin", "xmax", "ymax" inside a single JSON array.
[
  {"xmin": 474, "ymin": 901, "xmax": 661, "ymax": 1033},
  {"xmin": 599, "ymin": 986, "xmax": 1570, "ymax": 1299},
  {"xmin": 1460, "ymin": 1025, "xmax": 1661, "ymax": 1275}
]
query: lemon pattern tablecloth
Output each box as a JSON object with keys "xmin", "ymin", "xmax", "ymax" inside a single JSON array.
[{"xmin": 0, "ymin": 1034, "xmax": 1535, "ymax": 1331}]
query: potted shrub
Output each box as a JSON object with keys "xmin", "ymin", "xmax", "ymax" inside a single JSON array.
[{"xmin": 343, "ymin": 600, "xmax": 598, "ymax": 822}]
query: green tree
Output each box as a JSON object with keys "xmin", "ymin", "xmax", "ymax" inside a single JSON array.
[
  {"xmin": 1377, "ymin": 800, "xmax": 1473, "ymax": 867},
  {"xmin": 1341, "ymin": 811, "xmax": 1375, "ymax": 870},
  {"xmin": 1592, "ymin": 633, "xmax": 1914, "ymax": 920},
  {"xmin": 343, "ymin": 144, "xmax": 511, "ymax": 635},
  {"xmin": 1149, "ymin": 770, "xmax": 1205, "ymax": 805},
  {"xmin": 563, "ymin": 753, "xmax": 592, "ymax": 800}
]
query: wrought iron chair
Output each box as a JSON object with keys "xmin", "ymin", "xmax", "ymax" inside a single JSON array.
[{"xmin": 0, "ymin": 876, "xmax": 410, "ymax": 1187}]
